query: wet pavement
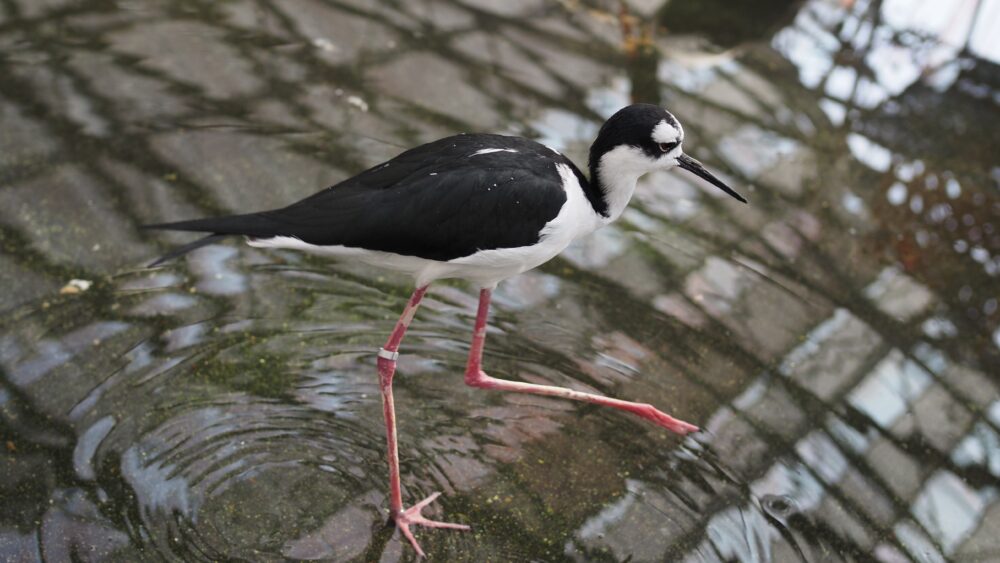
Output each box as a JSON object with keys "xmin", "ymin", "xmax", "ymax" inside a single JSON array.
[{"xmin": 1, "ymin": 0, "xmax": 998, "ymax": 561}]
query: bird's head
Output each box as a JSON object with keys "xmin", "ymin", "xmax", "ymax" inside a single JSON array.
[{"xmin": 588, "ymin": 104, "xmax": 747, "ymax": 207}]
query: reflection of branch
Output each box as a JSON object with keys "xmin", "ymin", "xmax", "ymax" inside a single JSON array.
[{"xmin": 964, "ymin": 0, "xmax": 986, "ymax": 52}]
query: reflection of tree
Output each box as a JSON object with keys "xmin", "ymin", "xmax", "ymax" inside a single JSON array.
[
  {"xmin": 658, "ymin": 0, "xmax": 804, "ymax": 48},
  {"xmin": 859, "ymin": 57, "xmax": 1000, "ymax": 369},
  {"xmin": 1, "ymin": 0, "xmax": 998, "ymax": 560}
]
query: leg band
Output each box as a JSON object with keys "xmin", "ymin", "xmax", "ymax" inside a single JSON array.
[{"xmin": 377, "ymin": 347, "xmax": 400, "ymax": 361}]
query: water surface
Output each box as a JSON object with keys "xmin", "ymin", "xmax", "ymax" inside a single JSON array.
[{"xmin": 1, "ymin": 0, "xmax": 999, "ymax": 560}]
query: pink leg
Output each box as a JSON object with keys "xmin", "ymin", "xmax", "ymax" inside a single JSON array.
[
  {"xmin": 377, "ymin": 285, "xmax": 469, "ymax": 557},
  {"xmin": 464, "ymin": 288, "xmax": 699, "ymax": 435}
]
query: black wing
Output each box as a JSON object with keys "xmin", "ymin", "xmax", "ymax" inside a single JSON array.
[{"xmin": 146, "ymin": 134, "xmax": 579, "ymax": 262}]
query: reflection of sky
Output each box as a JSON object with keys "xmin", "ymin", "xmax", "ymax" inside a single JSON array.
[
  {"xmin": 779, "ymin": 0, "xmax": 1000, "ymax": 94},
  {"xmin": 894, "ymin": 520, "xmax": 950, "ymax": 563},
  {"xmin": 574, "ymin": 478, "xmax": 640, "ymax": 541},
  {"xmin": 658, "ymin": 54, "xmax": 739, "ymax": 93},
  {"xmin": 912, "ymin": 470, "xmax": 995, "ymax": 554},
  {"xmin": 695, "ymin": 505, "xmax": 774, "ymax": 563},
  {"xmin": 796, "ymin": 430, "xmax": 849, "ymax": 485},
  {"xmin": 529, "ymin": 107, "xmax": 599, "ymax": 152},
  {"xmin": 846, "ymin": 133, "xmax": 891, "ymax": 172},
  {"xmin": 716, "ymin": 126, "xmax": 800, "ymax": 178},
  {"xmin": 847, "ymin": 349, "xmax": 931, "ymax": 429},
  {"xmin": 773, "ymin": 2, "xmax": 839, "ymax": 89},
  {"xmin": 2, "ymin": 321, "xmax": 131, "ymax": 386},
  {"xmin": 952, "ymin": 418, "xmax": 1000, "ymax": 478},
  {"xmin": 190, "ymin": 245, "xmax": 247, "ymax": 296},
  {"xmin": 121, "ymin": 443, "xmax": 197, "ymax": 517},
  {"xmin": 883, "ymin": 0, "xmax": 1000, "ymax": 63},
  {"xmin": 778, "ymin": 308, "xmax": 851, "ymax": 375},
  {"xmin": 751, "ymin": 459, "xmax": 827, "ymax": 512}
]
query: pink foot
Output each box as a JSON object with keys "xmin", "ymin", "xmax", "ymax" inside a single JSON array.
[
  {"xmin": 393, "ymin": 492, "xmax": 470, "ymax": 557},
  {"xmin": 631, "ymin": 403, "xmax": 700, "ymax": 435}
]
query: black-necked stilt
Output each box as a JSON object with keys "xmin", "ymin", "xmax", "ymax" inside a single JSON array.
[{"xmin": 146, "ymin": 103, "xmax": 746, "ymax": 556}]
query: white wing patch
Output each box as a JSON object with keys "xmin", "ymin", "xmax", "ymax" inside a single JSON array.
[{"xmin": 471, "ymin": 148, "xmax": 519, "ymax": 156}]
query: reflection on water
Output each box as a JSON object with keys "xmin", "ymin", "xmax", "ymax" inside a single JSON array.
[{"xmin": 1, "ymin": 0, "xmax": 998, "ymax": 560}]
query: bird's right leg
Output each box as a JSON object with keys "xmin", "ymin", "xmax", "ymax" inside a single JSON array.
[
  {"xmin": 463, "ymin": 288, "xmax": 698, "ymax": 435},
  {"xmin": 376, "ymin": 285, "xmax": 469, "ymax": 557}
]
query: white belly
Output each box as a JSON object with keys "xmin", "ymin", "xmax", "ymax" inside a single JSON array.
[{"xmin": 247, "ymin": 231, "xmax": 575, "ymax": 288}]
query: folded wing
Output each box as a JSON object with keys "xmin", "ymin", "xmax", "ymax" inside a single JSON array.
[{"xmin": 145, "ymin": 135, "xmax": 572, "ymax": 262}]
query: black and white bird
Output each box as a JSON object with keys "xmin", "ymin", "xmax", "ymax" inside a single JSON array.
[{"xmin": 146, "ymin": 103, "xmax": 746, "ymax": 557}]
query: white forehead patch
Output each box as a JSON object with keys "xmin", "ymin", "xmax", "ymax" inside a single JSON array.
[{"xmin": 651, "ymin": 119, "xmax": 682, "ymax": 144}]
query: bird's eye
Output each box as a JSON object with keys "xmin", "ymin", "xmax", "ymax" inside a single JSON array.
[{"xmin": 658, "ymin": 142, "xmax": 677, "ymax": 153}]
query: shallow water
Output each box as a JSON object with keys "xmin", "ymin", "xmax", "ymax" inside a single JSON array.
[{"xmin": 1, "ymin": 0, "xmax": 999, "ymax": 561}]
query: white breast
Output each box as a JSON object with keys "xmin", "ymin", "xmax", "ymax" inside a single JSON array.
[{"xmin": 436, "ymin": 163, "xmax": 600, "ymax": 286}]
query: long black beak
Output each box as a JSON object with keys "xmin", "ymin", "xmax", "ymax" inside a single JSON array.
[{"xmin": 677, "ymin": 153, "xmax": 747, "ymax": 203}]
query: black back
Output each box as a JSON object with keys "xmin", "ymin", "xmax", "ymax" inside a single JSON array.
[{"xmin": 148, "ymin": 134, "xmax": 588, "ymax": 261}]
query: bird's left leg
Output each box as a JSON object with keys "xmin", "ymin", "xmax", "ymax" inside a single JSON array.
[
  {"xmin": 377, "ymin": 285, "xmax": 470, "ymax": 557},
  {"xmin": 463, "ymin": 288, "xmax": 699, "ymax": 435}
]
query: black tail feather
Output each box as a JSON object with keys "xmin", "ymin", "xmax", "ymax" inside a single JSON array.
[
  {"xmin": 142, "ymin": 213, "xmax": 264, "ymax": 234},
  {"xmin": 147, "ymin": 233, "xmax": 231, "ymax": 267},
  {"xmin": 143, "ymin": 212, "xmax": 275, "ymax": 267}
]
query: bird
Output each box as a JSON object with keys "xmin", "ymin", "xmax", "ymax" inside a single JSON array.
[{"xmin": 145, "ymin": 103, "xmax": 747, "ymax": 557}]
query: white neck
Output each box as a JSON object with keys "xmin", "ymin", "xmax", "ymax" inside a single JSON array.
[{"xmin": 595, "ymin": 146, "xmax": 656, "ymax": 223}]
